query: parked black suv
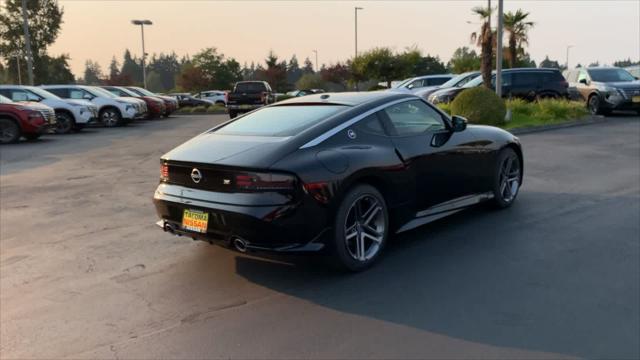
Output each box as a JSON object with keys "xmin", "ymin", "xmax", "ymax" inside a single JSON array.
[
  {"xmin": 428, "ymin": 68, "xmax": 569, "ymax": 104},
  {"xmin": 565, "ymin": 67, "xmax": 640, "ymax": 115}
]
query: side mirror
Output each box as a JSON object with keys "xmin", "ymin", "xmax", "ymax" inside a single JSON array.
[
  {"xmin": 579, "ymin": 78, "xmax": 588, "ymax": 85},
  {"xmin": 451, "ymin": 115, "xmax": 468, "ymax": 132},
  {"xmin": 83, "ymin": 94, "xmax": 93, "ymax": 100}
]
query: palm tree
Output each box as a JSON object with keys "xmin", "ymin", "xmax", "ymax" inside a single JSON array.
[
  {"xmin": 504, "ymin": 10, "xmax": 534, "ymax": 68},
  {"xmin": 470, "ymin": 6, "xmax": 493, "ymax": 88}
]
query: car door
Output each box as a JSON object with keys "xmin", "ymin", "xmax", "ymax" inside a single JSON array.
[
  {"xmin": 510, "ymin": 72, "xmax": 539, "ymax": 100},
  {"xmin": 380, "ymin": 99, "xmax": 479, "ymax": 211},
  {"xmin": 576, "ymin": 70, "xmax": 592, "ymax": 101}
]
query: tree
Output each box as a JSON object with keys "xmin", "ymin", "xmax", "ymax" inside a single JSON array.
[
  {"xmin": 302, "ymin": 57, "xmax": 315, "ymax": 74},
  {"xmin": 447, "ymin": 47, "xmax": 481, "ymax": 73},
  {"xmin": 470, "ymin": 6, "xmax": 494, "ymax": 88},
  {"xmin": 36, "ymin": 54, "xmax": 74, "ymax": 84},
  {"xmin": 176, "ymin": 63, "xmax": 209, "ymax": 92},
  {"xmin": 539, "ymin": 56, "xmax": 561, "ymax": 69},
  {"xmin": 295, "ymin": 73, "xmax": 325, "ymax": 90},
  {"xmin": 83, "ymin": 60, "xmax": 103, "ymax": 85},
  {"xmin": 108, "ymin": 57, "xmax": 120, "ymax": 80},
  {"xmin": 255, "ymin": 51, "xmax": 288, "ymax": 91},
  {"xmin": 411, "ymin": 55, "xmax": 447, "ymax": 76},
  {"xmin": 0, "ymin": 0, "xmax": 64, "ymax": 84},
  {"xmin": 147, "ymin": 52, "xmax": 181, "ymax": 91},
  {"xmin": 320, "ymin": 62, "xmax": 351, "ymax": 90},
  {"xmin": 145, "ymin": 71, "xmax": 164, "ymax": 92},
  {"xmin": 191, "ymin": 47, "xmax": 242, "ymax": 90},
  {"xmin": 588, "ymin": 61, "xmax": 600, "ymax": 67},
  {"xmin": 287, "ymin": 55, "xmax": 303, "ymax": 87},
  {"xmin": 503, "ymin": 10, "xmax": 534, "ymax": 68},
  {"xmin": 121, "ymin": 49, "xmax": 142, "ymax": 85},
  {"xmin": 613, "ymin": 58, "xmax": 640, "ymax": 67}
]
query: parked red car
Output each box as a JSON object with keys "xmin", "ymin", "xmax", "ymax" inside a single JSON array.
[
  {"xmin": 126, "ymin": 87, "xmax": 178, "ymax": 117},
  {"xmin": 0, "ymin": 95, "xmax": 57, "ymax": 144}
]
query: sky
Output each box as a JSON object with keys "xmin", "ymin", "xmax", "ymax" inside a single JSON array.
[{"xmin": 46, "ymin": 0, "xmax": 640, "ymax": 77}]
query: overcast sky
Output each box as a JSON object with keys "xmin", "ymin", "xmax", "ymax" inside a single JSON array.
[{"xmin": 49, "ymin": 0, "xmax": 640, "ymax": 77}]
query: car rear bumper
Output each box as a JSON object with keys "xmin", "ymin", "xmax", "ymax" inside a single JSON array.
[
  {"xmin": 152, "ymin": 183, "xmax": 329, "ymax": 253},
  {"xmin": 227, "ymin": 104, "xmax": 263, "ymax": 111}
]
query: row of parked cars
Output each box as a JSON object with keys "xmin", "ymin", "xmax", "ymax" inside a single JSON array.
[
  {"xmin": 0, "ymin": 84, "xmax": 179, "ymax": 144},
  {"xmin": 391, "ymin": 66, "xmax": 640, "ymax": 115}
]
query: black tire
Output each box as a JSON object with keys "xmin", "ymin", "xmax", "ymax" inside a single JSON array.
[
  {"xmin": 23, "ymin": 133, "xmax": 41, "ymax": 141},
  {"xmin": 54, "ymin": 111, "xmax": 75, "ymax": 134},
  {"xmin": 0, "ymin": 118, "xmax": 21, "ymax": 144},
  {"xmin": 492, "ymin": 148, "xmax": 522, "ymax": 209},
  {"xmin": 228, "ymin": 110, "xmax": 238, "ymax": 119},
  {"xmin": 588, "ymin": 95, "xmax": 610, "ymax": 116},
  {"xmin": 331, "ymin": 184, "xmax": 389, "ymax": 272},
  {"xmin": 99, "ymin": 107, "xmax": 123, "ymax": 127}
]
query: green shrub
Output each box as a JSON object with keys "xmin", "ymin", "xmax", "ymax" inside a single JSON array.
[
  {"xmin": 190, "ymin": 105, "xmax": 208, "ymax": 113},
  {"xmin": 368, "ymin": 84, "xmax": 388, "ymax": 91},
  {"xmin": 436, "ymin": 102, "xmax": 452, "ymax": 115},
  {"xmin": 504, "ymin": 99, "xmax": 588, "ymax": 129},
  {"xmin": 450, "ymin": 87, "xmax": 506, "ymax": 125}
]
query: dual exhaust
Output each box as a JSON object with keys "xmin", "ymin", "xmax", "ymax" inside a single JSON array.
[{"xmin": 161, "ymin": 220, "xmax": 248, "ymax": 253}]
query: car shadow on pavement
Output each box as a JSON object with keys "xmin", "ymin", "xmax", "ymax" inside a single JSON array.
[{"xmin": 233, "ymin": 191, "xmax": 640, "ymax": 359}]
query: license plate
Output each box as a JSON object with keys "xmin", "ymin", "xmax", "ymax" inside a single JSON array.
[
  {"xmin": 182, "ymin": 209, "xmax": 209, "ymax": 233},
  {"xmin": 632, "ymin": 96, "xmax": 640, "ymax": 103},
  {"xmin": 239, "ymin": 105, "xmax": 253, "ymax": 109}
]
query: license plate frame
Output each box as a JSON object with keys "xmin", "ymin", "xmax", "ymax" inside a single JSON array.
[{"xmin": 182, "ymin": 209, "xmax": 209, "ymax": 233}]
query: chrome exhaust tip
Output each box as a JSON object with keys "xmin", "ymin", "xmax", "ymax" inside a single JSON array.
[{"xmin": 233, "ymin": 237, "xmax": 248, "ymax": 253}]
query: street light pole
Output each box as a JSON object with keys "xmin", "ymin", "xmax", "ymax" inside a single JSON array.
[
  {"xmin": 496, "ymin": 0, "xmax": 504, "ymax": 97},
  {"xmin": 21, "ymin": 0, "xmax": 34, "ymax": 85},
  {"xmin": 131, "ymin": 19, "xmax": 153, "ymax": 88},
  {"xmin": 566, "ymin": 45, "xmax": 574, "ymax": 69},
  {"xmin": 354, "ymin": 7, "xmax": 363, "ymax": 91},
  {"xmin": 313, "ymin": 49, "xmax": 318, "ymax": 72}
]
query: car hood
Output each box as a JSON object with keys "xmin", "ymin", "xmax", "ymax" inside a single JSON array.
[
  {"xmin": 162, "ymin": 132, "xmax": 291, "ymax": 167},
  {"xmin": 65, "ymin": 99, "xmax": 94, "ymax": 107},
  {"xmin": 431, "ymin": 86, "xmax": 465, "ymax": 97},
  {"xmin": 598, "ymin": 81, "xmax": 640, "ymax": 89},
  {"xmin": 13, "ymin": 101, "xmax": 54, "ymax": 111},
  {"xmin": 118, "ymin": 97, "xmax": 145, "ymax": 105}
]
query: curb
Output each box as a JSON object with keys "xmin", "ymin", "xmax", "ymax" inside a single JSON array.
[
  {"xmin": 509, "ymin": 115, "xmax": 607, "ymax": 135},
  {"xmin": 174, "ymin": 112, "xmax": 228, "ymax": 116}
]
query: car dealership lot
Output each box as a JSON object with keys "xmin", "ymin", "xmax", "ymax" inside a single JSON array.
[{"xmin": 1, "ymin": 115, "xmax": 638, "ymax": 359}]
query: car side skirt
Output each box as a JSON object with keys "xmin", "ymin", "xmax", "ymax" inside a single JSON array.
[{"xmin": 396, "ymin": 192, "xmax": 494, "ymax": 233}]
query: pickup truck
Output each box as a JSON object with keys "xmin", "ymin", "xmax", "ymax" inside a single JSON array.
[{"xmin": 226, "ymin": 81, "xmax": 275, "ymax": 118}]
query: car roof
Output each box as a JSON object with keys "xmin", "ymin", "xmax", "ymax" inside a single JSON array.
[{"xmin": 274, "ymin": 91, "xmax": 415, "ymax": 107}]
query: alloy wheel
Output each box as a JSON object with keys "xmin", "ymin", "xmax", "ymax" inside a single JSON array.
[
  {"xmin": 0, "ymin": 120, "xmax": 19, "ymax": 143},
  {"xmin": 55, "ymin": 114, "xmax": 72, "ymax": 134},
  {"xmin": 344, "ymin": 195, "xmax": 386, "ymax": 261},
  {"xmin": 589, "ymin": 96, "xmax": 600, "ymax": 115},
  {"xmin": 499, "ymin": 152, "xmax": 521, "ymax": 203},
  {"xmin": 102, "ymin": 110, "xmax": 118, "ymax": 127}
]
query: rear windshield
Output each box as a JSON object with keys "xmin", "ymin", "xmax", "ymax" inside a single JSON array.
[
  {"xmin": 214, "ymin": 105, "xmax": 346, "ymax": 137},
  {"xmin": 235, "ymin": 82, "xmax": 267, "ymax": 93}
]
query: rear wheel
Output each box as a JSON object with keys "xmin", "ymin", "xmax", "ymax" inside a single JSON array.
[
  {"xmin": 228, "ymin": 110, "xmax": 238, "ymax": 119},
  {"xmin": 588, "ymin": 95, "xmax": 610, "ymax": 115},
  {"xmin": 100, "ymin": 107, "xmax": 122, "ymax": 127},
  {"xmin": 0, "ymin": 118, "xmax": 21, "ymax": 144},
  {"xmin": 493, "ymin": 148, "xmax": 522, "ymax": 208},
  {"xmin": 332, "ymin": 184, "xmax": 389, "ymax": 271},
  {"xmin": 54, "ymin": 111, "xmax": 75, "ymax": 134}
]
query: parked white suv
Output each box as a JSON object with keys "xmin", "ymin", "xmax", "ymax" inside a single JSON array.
[
  {"xmin": 194, "ymin": 90, "xmax": 227, "ymax": 106},
  {"xmin": 42, "ymin": 85, "xmax": 144, "ymax": 127},
  {"xmin": 0, "ymin": 85, "xmax": 97, "ymax": 134}
]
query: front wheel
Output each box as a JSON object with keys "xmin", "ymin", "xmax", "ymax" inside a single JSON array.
[
  {"xmin": 228, "ymin": 110, "xmax": 238, "ymax": 119},
  {"xmin": 493, "ymin": 148, "xmax": 522, "ymax": 208},
  {"xmin": 332, "ymin": 184, "xmax": 389, "ymax": 272},
  {"xmin": 0, "ymin": 118, "xmax": 21, "ymax": 144},
  {"xmin": 54, "ymin": 111, "xmax": 75, "ymax": 134},
  {"xmin": 100, "ymin": 108, "xmax": 122, "ymax": 127}
]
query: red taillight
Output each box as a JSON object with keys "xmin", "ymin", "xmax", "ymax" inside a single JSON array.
[
  {"xmin": 235, "ymin": 172, "xmax": 295, "ymax": 192},
  {"xmin": 303, "ymin": 182, "xmax": 331, "ymax": 203},
  {"xmin": 160, "ymin": 163, "xmax": 169, "ymax": 181}
]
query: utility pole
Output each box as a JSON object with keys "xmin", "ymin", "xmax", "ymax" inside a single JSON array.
[
  {"xmin": 131, "ymin": 20, "xmax": 153, "ymax": 88},
  {"xmin": 21, "ymin": 0, "xmax": 34, "ymax": 85},
  {"xmin": 566, "ymin": 45, "xmax": 574, "ymax": 70},
  {"xmin": 354, "ymin": 7, "xmax": 363, "ymax": 91},
  {"xmin": 313, "ymin": 50, "xmax": 318, "ymax": 72},
  {"xmin": 496, "ymin": 0, "xmax": 504, "ymax": 97}
]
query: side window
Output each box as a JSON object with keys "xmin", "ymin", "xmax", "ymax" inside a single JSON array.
[
  {"xmin": 69, "ymin": 89, "xmax": 85, "ymax": 99},
  {"xmin": 406, "ymin": 80, "xmax": 423, "ymax": 89},
  {"xmin": 491, "ymin": 73, "xmax": 512, "ymax": 87},
  {"xmin": 355, "ymin": 113, "xmax": 387, "ymax": 136},
  {"xmin": 577, "ymin": 71, "xmax": 588, "ymax": 83},
  {"xmin": 428, "ymin": 77, "xmax": 449, "ymax": 86},
  {"xmin": 513, "ymin": 72, "xmax": 539, "ymax": 87},
  {"xmin": 383, "ymin": 100, "xmax": 446, "ymax": 136},
  {"xmin": 46, "ymin": 88, "xmax": 67, "ymax": 98},
  {"xmin": 10, "ymin": 90, "xmax": 29, "ymax": 101}
]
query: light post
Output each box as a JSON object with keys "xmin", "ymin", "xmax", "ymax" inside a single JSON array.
[
  {"xmin": 495, "ymin": 0, "xmax": 504, "ymax": 97},
  {"xmin": 131, "ymin": 19, "xmax": 153, "ymax": 88},
  {"xmin": 354, "ymin": 6, "xmax": 363, "ymax": 90},
  {"xmin": 10, "ymin": 52, "xmax": 22, "ymax": 85},
  {"xmin": 566, "ymin": 45, "xmax": 574, "ymax": 69},
  {"xmin": 312, "ymin": 49, "xmax": 318, "ymax": 72}
]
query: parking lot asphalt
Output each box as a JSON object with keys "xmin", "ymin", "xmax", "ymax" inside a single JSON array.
[{"xmin": 1, "ymin": 114, "xmax": 639, "ymax": 359}]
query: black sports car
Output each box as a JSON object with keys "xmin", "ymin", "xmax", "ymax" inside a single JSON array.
[{"xmin": 153, "ymin": 92, "xmax": 523, "ymax": 271}]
